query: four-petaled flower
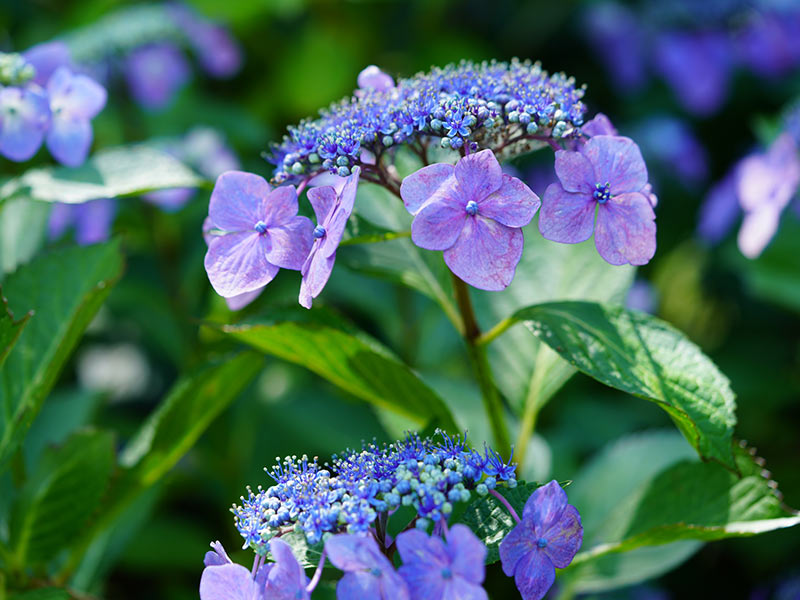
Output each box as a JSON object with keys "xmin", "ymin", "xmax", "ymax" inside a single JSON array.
[
  {"xmin": 401, "ymin": 149, "xmax": 540, "ymax": 290},
  {"xmin": 299, "ymin": 167, "xmax": 360, "ymax": 308},
  {"xmin": 325, "ymin": 533, "xmax": 410, "ymax": 600},
  {"xmin": 0, "ymin": 85, "xmax": 50, "ymax": 162},
  {"xmin": 204, "ymin": 171, "xmax": 313, "ymax": 300},
  {"xmin": 397, "ymin": 524, "xmax": 488, "ymax": 600},
  {"xmin": 499, "ymin": 480, "xmax": 583, "ymax": 600},
  {"xmin": 539, "ymin": 135, "xmax": 656, "ymax": 266}
]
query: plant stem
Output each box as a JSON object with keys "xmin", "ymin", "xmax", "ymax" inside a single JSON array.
[
  {"xmin": 306, "ymin": 548, "xmax": 327, "ymax": 593},
  {"xmin": 514, "ymin": 344, "xmax": 555, "ymax": 473},
  {"xmin": 451, "ymin": 274, "xmax": 510, "ymax": 454},
  {"xmin": 489, "ymin": 489, "xmax": 521, "ymax": 523}
]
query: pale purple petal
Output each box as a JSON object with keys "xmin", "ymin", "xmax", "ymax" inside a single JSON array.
[
  {"xmin": 75, "ymin": 198, "xmax": 115, "ymax": 245},
  {"xmin": 540, "ymin": 505, "xmax": 582, "ymax": 568},
  {"xmin": 320, "ymin": 166, "xmax": 359, "ymax": 256},
  {"xmin": 144, "ymin": 188, "xmax": 195, "ymax": 211},
  {"xmin": 581, "ymin": 113, "xmax": 618, "ymax": 137},
  {"xmin": 48, "ymin": 203, "xmax": 74, "ymax": 240},
  {"xmin": 225, "ymin": 287, "xmax": 265, "ymax": 311},
  {"xmin": 24, "ymin": 41, "xmax": 72, "ymax": 86},
  {"xmin": 538, "ymin": 183, "xmax": 596, "ymax": 244},
  {"xmin": 738, "ymin": 205, "xmax": 781, "ymax": 259},
  {"xmin": 209, "ymin": 171, "xmax": 268, "ymax": 231},
  {"xmin": 738, "ymin": 133, "xmax": 800, "ymax": 213},
  {"xmin": 554, "ymin": 150, "xmax": 595, "ymax": 193},
  {"xmin": 308, "ymin": 186, "xmax": 337, "ymax": 225},
  {"xmin": 204, "ymin": 541, "xmax": 233, "ymax": 567},
  {"xmin": 380, "ymin": 569, "xmax": 411, "ymax": 600},
  {"xmin": 442, "ymin": 577, "xmax": 488, "ymax": 600},
  {"xmin": 478, "ymin": 174, "xmax": 540, "ymax": 227},
  {"xmin": 205, "ymin": 232, "xmax": 278, "ymax": 297},
  {"xmin": 196, "ymin": 25, "xmax": 243, "ymax": 78},
  {"xmin": 583, "ymin": 136, "xmax": 648, "ymax": 196},
  {"xmin": 523, "ymin": 481, "xmax": 568, "ymax": 532},
  {"xmin": 47, "ymin": 67, "xmax": 107, "ymax": 119},
  {"xmin": 396, "ymin": 530, "xmax": 447, "ymax": 569},
  {"xmin": 265, "ymin": 216, "xmax": 314, "ymax": 270},
  {"xmin": 512, "ymin": 549, "xmax": 556, "ymax": 600},
  {"xmin": 265, "ymin": 538, "xmax": 309, "ymax": 600},
  {"xmin": 398, "ymin": 566, "xmax": 445, "ymax": 600},
  {"xmin": 499, "ymin": 518, "xmax": 537, "ymax": 577},
  {"xmin": 326, "ymin": 534, "xmax": 376, "ymax": 572},
  {"xmin": 0, "ymin": 86, "xmax": 50, "ymax": 162},
  {"xmin": 298, "ymin": 247, "xmax": 335, "ymax": 309},
  {"xmin": 309, "ymin": 171, "xmax": 347, "ymax": 195},
  {"xmin": 338, "ymin": 571, "xmax": 382, "ymax": 600},
  {"xmin": 443, "ymin": 217, "xmax": 523, "ymax": 291},
  {"xmin": 401, "ymin": 163, "xmax": 456, "ymax": 215},
  {"xmin": 125, "ymin": 43, "xmax": 190, "ymax": 110},
  {"xmin": 411, "ymin": 194, "xmax": 468, "ymax": 251},
  {"xmin": 46, "ymin": 116, "xmax": 92, "ymax": 167},
  {"xmin": 262, "ymin": 185, "xmax": 300, "ymax": 227},
  {"xmin": 199, "ymin": 563, "xmax": 260, "ymax": 600},
  {"xmin": 454, "ymin": 149, "xmax": 502, "ymax": 202},
  {"xmin": 594, "ymin": 191, "xmax": 656, "ymax": 266},
  {"xmin": 358, "ymin": 65, "xmax": 395, "ymax": 91},
  {"xmin": 697, "ymin": 170, "xmax": 740, "ymax": 244},
  {"xmin": 446, "ymin": 524, "xmax": 486, "ymax": 585}
]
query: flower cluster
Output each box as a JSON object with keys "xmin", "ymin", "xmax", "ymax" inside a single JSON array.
[
  {"xmin": 584, "ymin": 0, "xmax": 800, "ymax": 115},
  {"xmin": 0, "ymin": 50, "xmax": 105, "ymax": 164},
  {"xmin": 202, "ymin": 434, "xmax": 582, "ymax": 600},
  {"xmin": 269, "ymin": 58, "xmax": 587, "ymax": 183}
]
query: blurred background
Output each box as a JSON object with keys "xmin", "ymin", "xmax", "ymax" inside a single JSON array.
[{"xmin": 2, "ymin": 0, "xmax": 799, "ymax": 598}]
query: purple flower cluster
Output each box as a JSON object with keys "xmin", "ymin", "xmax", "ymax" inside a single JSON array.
[
  {"xmin": 203, "ymin": 433, "xmax": 581, "ymax": 600},
  {"xmin": 584, "ymin": 0, "xmax": 800, "ymax": 115},
  {"xmin": 0, "ymin": 49, "xmax": 106, "ymax": 165}
]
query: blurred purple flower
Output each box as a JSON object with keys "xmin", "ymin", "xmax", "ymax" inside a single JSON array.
[
  {"xmin": 48, "ymin": 198, "xmax": 116, "ymax": 246},
  {"xmin": 736, "ymin": 12, "xmax": 800, "ymax": 78},
  {"xmin": 583, "ymin": 2, "xmax": 648, "ymax": 92},
  {"xmin": 499, "ymin": 480, "xmax": 583, "ymax": 600},
  {"xmin": 325, "ymin": 533, "xmax": 410, "ymax": 600},
  {"xmin": 697, "ymin": 167, "xmax": 741, "ymax": 245},
  {"xmin": 169, "ymin": 3, "xmax": 242, "ymax": 78},
  {"xmin": 397, "ymin": 524, "xmax": 488, "ymax": 600},
  {"xmin": 401, "ymin": 149, "xmax": 540, "ymax": 290},
  {"xmin": 634, "ymin": 116, "xmax": 708, "ymax": 187},
  {"xmin": 204, "ymin": 171, "xmax": 313, "ymax": 298},
  {"xmin": 23, "ymin": 41, "xmax": 72, "ymax": 86},
  {"xmin": 626, "ymin": 279, "xmax": 658, "ymax": 314},
  {"xmin": 357, "ymin": 65, "xmax": 395, "ymax": 91},
  {"xmin": 539, "ymin": 135, "xmax": 656, "ymax": 266},
  {"xmin": 299, "ymin": 167, "xmax": 360, "ymax": 308},
  {"xmin": 125, "ymin": 43, "xmax": 191, "ymax": 110},
  {"xmin": 45, "ymin": 67, "xmax": 107, "ymax": 167},
  {"xmin": 0, "ymin": 85, "xmax": 51, "ymax": 161},
  {"xmin": 737, "ymin": 133, "xmax": 800, "ymax": 258},
  {"xmin": 653, "ymin": 30, "xmax": 731, "ymax": 115}
]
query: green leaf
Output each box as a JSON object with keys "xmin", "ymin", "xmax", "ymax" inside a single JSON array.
[
  {"xmin": 9, "ymin": 430, "xmax": 115, "ymax": 565},
  {"xmin": 9, "ymin": 589, "xmax": 71, "ymax": 600},
  {"xmin": 340, "ymin": 213, "xmax": 408, "ymax": 246},
  {"xmin": 0, "ymin": 196, "xmax": 51, "ymax": 280},
  {"xmin": 453, "ymin": 481, "xmax": 540, "ymax": 564},
  {"xmin": 0, "ymin": 293, "xmax": 31, "ymax": 368},
  {"xmin": 0, "ymin": 145, "xmax": 205, "ymax": 204},
  {"xmin": 0, "ymin": 241, "xmax": 124, "ymax": 470},
  {"xmin": 512, "ymin": 301, "xmax": 737, "ymax": 468},
  {"xmin": 280, "ymin": 530, "xmax": 325, "ymax": 569},
  {"xmin": 219, "ymin": 307, "xmax": 458, "ymax": 431},
  {"xmin": 474, "ymin": 231, "xmax": 634, "ymax": 413}
]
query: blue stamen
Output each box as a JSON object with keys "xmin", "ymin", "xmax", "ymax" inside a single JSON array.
[
  {"xmin": 593, "ymin": 182, "xmax": 611, "ymax": 204},
  {"xmin": 254, "ymin": 220, "xmax": 268, "ymax": 234},
  {"xmin": 313, "ymin": 225, "xmax": 326, "ymax": 239},
  {"xmin": 465, "ymin": 200, "xmax": 479, "ymax": 216},
  {"xmin": 370, "ymin": 568, "xmax": 382, "ymax": 577},
  {"xmin": 441, "ymin": 567, "xmax": 453, "ymax": 579},
  {"xmin": 537, "ymin": 537, "xmax": 548, "ymax": 549}
]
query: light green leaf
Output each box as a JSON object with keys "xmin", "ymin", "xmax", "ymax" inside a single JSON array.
[
  {"xmin": 280, "ymin": 530, "xmax": 325, "ymax": 569},
  {"xmin": 0, "ymin": 145, "xmax": 205, "ymax": 204},
  {"xmin": 9, "ymin": 430, "xmax": 115, "ymax": 565},
  {"xmin": 219, "ymin": 307, "xmax": 458, "ymax": 431},
  {"xmin": 512, "ymin": 301, "xmax": 737, "ymax": 468},
  {"xmin": 0, "ymin": 196, "xmax": 51, "ymax": 279},
  {"xmin": 0, "ymin": 241, "xmax": 124, "ymax": 470},
  {"xmin": 0, "ymin": 294, "xmax": 31, "ymax": 368}
]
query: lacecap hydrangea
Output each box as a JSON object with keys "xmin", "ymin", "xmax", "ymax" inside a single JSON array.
[
  {"xmin": 203, "ymin": 60, "xmax": 657, "ymax": 309},
  {"xmin": 200, "ymin": 431, "xmax": 583, "ymax": 600}
]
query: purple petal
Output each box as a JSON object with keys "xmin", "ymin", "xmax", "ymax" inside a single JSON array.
[
  {"xmin": 581, "ymin": 113, "xmax": 618, "ymax": 137},
  {"xmin": 47, "ymin": 67, "xmax": 107, "ymax": 119},
  {"xmin": 594, "ymin": 191, "xmax": 656, "ymax": 266},
  {"xmin": 209, "ymin": 171, "xmax": 268, "ymax": 231},
  {"xmin": 196, "ymin": 25, "xmax": 243, "ymax": 78},
  {"xmin": 499, "ymin": 519, "xmax": 537, "ymax": 577},
  {"xmin": 512, "ymin": 550, "xmax": 556, "ymax": 600},
  {"xmin": 125, "ymin": 43, "xmax": 190, "ymax": 110},
  {"xmin": 583, "ymin": 136, "xmax": 648, "ymax": 196},
  {"xmin": 738, "ymin": 205, "xmax": 781, "ymax": 259},
  {"xmin": 523, "ymin": 481, "xmax": 568, "ymax": 532},
  {"xmin": 298, "ymin": 246, "xmax": 335, "ymax": 309},
  {"xmin": 309, "ymin": 171, "xmax": 348, "ymax": 195},
  {"xmin": 357, "ymin": 65, "xmax": 395, "ymax": 91},
  {"xmin": 396, "ymin": 530, "xmax": 447, "ymax": 568},
  {"xmin": 24, "ymin": 41, "xmax": 72, "ymax": 86},
  {"xmin": 46, "ymin": 116, "xmax": 92, "ymax": 167},
  {"xmin": 400, "ymin": 163, "xmax": 455, "ymax": 214},
  {"xmin": 205, "ymin": 232, "xmax": 279, "ymax": 297},
  {"xmin": 442, "ymin": 577, "xmax": 488, "ymax": 600},
  {"xmin": 479, "ymin": 174, "xmax": 540, "ymax": 227},
  {"xmin": 262, "ymin": 185, "xmax": 299, "ymax": 227},
  {"xmin": 697, "ymin": 169, "xmax": 740, "ymax": 244},
  {"xmin": 144, "ymin": 188, "xmax": 195, "ymax": 211},
  {"xmin": 308, "ymin": 186, "xmax": 337, "ymax": 225},
  {"xmin": 541, "ymin": 504, "xmax": 583, "ymax": 569},
  {"xmin": 199, "ymin": 563, "xmax": 260, "ymax": 600},
  {"xmin": 0, "ymin": 86, "xmax": 51, "ymax": 162},
  {"xmin": 738, "ymin": 133, "xmax": 800, "ymax": 213},
  {"xmin": 380, "ymin": 569, "xmax": 411, "ymax": 600},
  {"xmin": 265, "ymin": 216, "xmax": 314, "ymax": 270},
  {"xmin": 265, "ymin": 538, "xmax": 309, "ymax": 600},
  {"xmin": 411, "ymin": 194, "xmax": 467, "ymax": 251},
  {"xmin": 454, "ymin": 149, "xmax": 502, "ymax": 202},
  {"xmin": 319, "ymin": 166, "xmax": 359, "ymax": 257},
  {"xmin": 204, "ymin": 541, "xmax": 233, "ymax": 567},
  {"xmin": 446, "ymin": 524, "xmax": 486, "ymax": 585},
  {"xmin": 443, "ymin": 217, "xmax": 523, "ymax": 291},
  {"xmin": 225, "ymin": 287, "xmax": 265, "ymax": 311},
  {"xmin": 325, "ymin": 533, "xmax": 387, "ymax": 573},
  {"xmin": 554, "ymin": 149, "xmax": 595, "ymax": 193},
  {"xmin": 538, "ymin": 183, "xmax": 596, "ymax": 244},
  {"xmin": 48, "ymin": 203, "xmax": 74, "ymax": 240},
  {"xmin": 338, "ymin": 571, "xmax": 382, "ymax": 600},
  {"xmin": 75, "ymin": 198, "xmax": 115, "ymax": 245}
]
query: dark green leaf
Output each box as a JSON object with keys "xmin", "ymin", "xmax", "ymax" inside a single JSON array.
[
  {"xmin": 0, "ymin": 241, "xmax": 124, "ymax": 470},
  {"xmin": 0, "ymin": 145, "xmax": 205, "ymax": 204},
  {"xmin": 9, "ymin": 588, "xmax": 71, "ymax": 600},
  {"xmin": 513, "ymin": 301, "xmax": 737, "ymax": 468},
  {"xmin": 340, "ymin": 213, "xmax": 408, "ymax": 246},
  {"xmin": 9, "ymin": 430, "xmax": 115, "ymax": 565},
  {"xmin": 219, "ymin": 307, "xmax": 458, "ymax": 431},
  {"xmin": 0, "ymin": 293, "xmax": 31, "ymax": 368}
]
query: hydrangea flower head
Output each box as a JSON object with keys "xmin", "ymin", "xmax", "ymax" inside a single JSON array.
[
  {"xmin": 539, "ymin": 135, "xmax": 656, "ymax": 266},
  {"xmin": 401, "ymin": 149, "xmax": 540, "ymax": 290},
  {"xmin": 396, "ymin": 524, "xmax": 487, "ymax": 600},
  {"xmin": 0, "ymin": 85, "xmax": 51, "ymax": 161},
  {"xmin": 45, "ymin": 67, "xmax": 107, "ymax": 167},
  {"xmin": 499, "ymin": 480, "xmax": 583, "ymax": 600},
  {"xmin": 204, "ymin": 172, "xmax": 313, "ymax": 298},
  {"xmin": 299, "ymin": 167, "xmax": 360, "ymax": 308},
  {"xmin": 325, "ymin": 533, "xmax": 409, "ymax": 600}
]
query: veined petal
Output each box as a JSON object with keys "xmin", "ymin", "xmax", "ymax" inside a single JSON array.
[
  {"xmin": 199, "ymin": 563, "xmax": 260, "ymax": 600},
  {"xmin": 209, "ymin": 171, "xmax": 268, "ymax": 231},
  {"xmin": 499, "ymin": 519, "xmax": 537, "ymax": 577},
  {"xmin": 225, "ymin": 287, "xmax": 264, "ymax": 311},
  {"xmin": 401, "ymin": 163, "xmax": 455, "ymax": 214},
  {"xmin": 265, "ymin": 215, "xmax": 314, "ymax": 270},
  {"xmin": 411, "ymin": 194, "xmax": 467, "ymax": 251},
  {"xmin": 46, "ymin": 116, "xmax": 92, "ymax": 167},
  {"xmin": 262, "ymin": 185, "xmax": 299, "ymax": 227},
  {"xmin": 454, "ymin": 149, "xmax": 503, "ymax": 202},
  {"xmin": 326, "ymin": 534, "xmax": 381, "ymax": 572},
  {"xmin": 204, "ymin": 232, "xmax": 279, "ymax": 297},
  {"xmin": 583, "ymin": 135, "xmax": 648, "ymax": 195},
  {"xmin": 479, "ymin": 174, "xmax": 540, "ymax": 228},
  {"xmin": 538, "ymin": 184, "xmax": 596, "ymax": 244},
  {"xmin": 522, "ymin": 481, "xmax": 568, "ymax": 532},
  {"xmin": 541, "ymin": 505, "xmax": 582, "ymax": 569},
  {"xmin": 512, "ymin": 550, "xmax": 556, "ymax": 600},
  {"xmin": 308, "ymin": 186, "xmax": 337, "ymax": 225},
  {"xmin": 443, "ymin": 217, "xmax": 523, "ymax": 291},
  {"xmin": 554, "ymin": 150, "xmax": 595, "ymax": 193},
  {"xmin": 265, "ymin": 538, "xmax": 309, "ymax": 600},
  {"xmin": 442, "ymin": 577, "xmax": 488, "ymax": 600},
  {"xmin": 299, "ymin": 246, "xmax": 335, "ymax": 308},
  {"xmin": 594, "ymin": 191, "xmax": 656, "ymax": 266},
  {"xmin": 446, "ymin": 525, "xmax": 486, "ymax": 585}
]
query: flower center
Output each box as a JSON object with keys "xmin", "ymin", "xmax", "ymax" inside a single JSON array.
[
  {"xmin": 441, "ymin": 567, "xmax": 453, "ymax": 579},
  {"xmin": 313, "ymin": 225, "xmax": 327, "ymax": 239},
  {"xmin": 370, "ymin": 567, "xmax": 382, "ymax": 577},
  {"xmin": 537, "ymin": 537, "xmax": 548, "ymax": 549},
  {"xmin": 593, "ymin": 182, "xmax": 611, "ymax": 204},
  {"xmin": 254, "ymin": 220, "xmax": 268, "ymax": 234},
  {"xmin": 465, "ymin": 200, "xmax": 479, "ymax": 216}
]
